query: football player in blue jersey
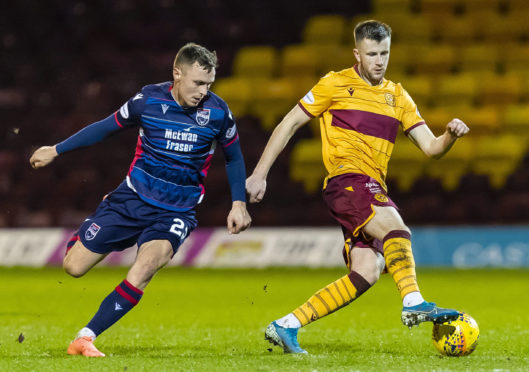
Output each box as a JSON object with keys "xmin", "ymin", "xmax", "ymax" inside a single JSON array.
[{"xmin": 29, "ymin": 43, "xmax": 251, "ymax": 357}]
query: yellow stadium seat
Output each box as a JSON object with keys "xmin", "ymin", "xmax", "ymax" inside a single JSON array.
[
  {"xmin": 506, "ymin": 0, "xmax": 529, "ymax": 12},
  {"xmin": 424, "ymin": 138, "xmax": 474, "ymax": 191},
  {"xmin": 457, "ymin": 43, "xmax": 500, "ymax": 73},
  {"xmin": 456, "ymin": 106, "xmax": 502, "ymax": 135},
  {"xmin": 399, "ymin": 75, "xmax": 433, "ymax": 109},
  {"xmin": 371, "ymin": 0, "xmax": 414, "ymax": 17},
  {"xmin": 503, "ymin": 104, "xmax": 529, "ymax": 138},
  {"xmin": 419, "ymin": 0, "xmax": 460, "ymax": 17},
  {"xmin": 387, "ymin": 137, "xmax": 428, "ymax": 191},
  {"xmin": 311, "ymin": 45, "xmax": 355, "ymax": 76},
  {"xmin": 232, "ymin": 46, "xmax": 278, "ymax": 79},
  {"xmin": 437, "ymin": 16, "xmax": 480, "ymax": 46},
  {"xmin": 386, "ymin": 43, "xmax": 414, "ymax": 75},
  {"xmin": 374, "ymin": 14, "xmax": 435, "ymax": 44},
  {"xmin": 480, "ymin": 13, "xmax": 528, "ymax": 43},
  {"xmin": 279, "ymin": 44, "xmax": 319, "ymax": 77},
  {"xmin": 290, "ymin": 139, "xmax": 325, "ymax": 193},
  {"xmin": 477, "ymin": 73, "xmax": 522, "ymax": 106},
  {"xmin": 212, "ymin": 77, "xmax": 251, "ymax": 117},
  {"xmin": 471, "ymin": 134, "xmax": 526, "ymax": 188},
  {"xmin": 420, "ymin": 107, "xmax": 455, "ymax": 135},
  {"xmin": 503, "ymin": 43, "xmax": 529, "ymax": 73},
  {"xmin": 434, "ymin": 73, "xmax": 479, "ymax": 108},
  {"xmin": 249, "ymin": 78, "xmax": 297, "ymax": 131},
  {"xmin": 461, "ymin": 0, "xmax": 502, "ymax": 14},
  {"xmin": 413, "ymin": 44, "xmax": 457, "ymax": 75},
  {"xmin": 302, "ymin": 15, "xmax": 347, "ymax": 45}
]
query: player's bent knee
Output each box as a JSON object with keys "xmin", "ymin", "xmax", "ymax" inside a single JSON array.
[{"xmin": 63, "ymin": 261, "xmax": 87, "ymax": 278}]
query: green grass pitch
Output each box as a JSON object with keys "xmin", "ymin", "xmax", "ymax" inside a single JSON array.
[{"xmin": 1, "ymin": 267, "xmax": 528, "ymax": 371}]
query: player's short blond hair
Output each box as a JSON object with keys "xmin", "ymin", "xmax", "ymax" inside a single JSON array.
[
  {"xmin": 173, "ymin": 43, "xmax": 218, "ymax": 72},
  {"xmin": 354, "ymin": 20, "xmax": 392, "ymax": 45}
]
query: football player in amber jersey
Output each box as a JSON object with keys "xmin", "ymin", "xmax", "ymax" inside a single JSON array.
[{"xmin": 246, "ymin": 20, "xmax": 469, "ymax": 354}]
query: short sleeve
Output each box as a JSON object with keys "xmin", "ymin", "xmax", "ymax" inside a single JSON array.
[
  {"xmin": 114, "ymin": 92, "xmax": 146, "ymax": 127},
  {"xmin": 297, "ymin": 73, "xmax": 335, "ymax": 118},
  {"xmin": 400, "ymin": 88, "xmax": 425, "ymax": 134}
]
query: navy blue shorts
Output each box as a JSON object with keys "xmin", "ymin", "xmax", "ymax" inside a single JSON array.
[{"xmin": 76, "ymin": 181, "xmax": 197, "ymax": 255}]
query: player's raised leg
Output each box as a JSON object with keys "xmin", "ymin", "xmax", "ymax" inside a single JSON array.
[
  {"xmin": 266, "ymin": 246, "xmax": 383, "ymax": 354},
  {"xmin": 363, "ymin": 206, "xmax": 459, "ymax": 328},
  {"xmin": 67, "ymin": 240, "xmax": 173, "ymax": 357}
]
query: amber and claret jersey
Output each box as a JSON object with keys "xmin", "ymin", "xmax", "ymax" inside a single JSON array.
[{"xmin": 297, "ymin": 65, "xmax": 425, "ymax": 190}]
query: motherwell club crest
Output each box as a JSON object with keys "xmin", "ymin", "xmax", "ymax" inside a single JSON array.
[{"xmin": 196, "ymin": 109, "xmax": 210, "ymax": 126}]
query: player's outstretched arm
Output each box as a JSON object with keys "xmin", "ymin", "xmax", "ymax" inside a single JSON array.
[
  {"xmin": 227, "ymin": 200, "xmax": 251, "ymax": 234},
  {"xmin": 408, "ymin": 118, "xmax": 469, "ymax": 160},
  {"xmin": 30, "ymin": 145, "xmax": 58, "ymax": 169},
  {"xmin": 246, "ymin": 105, "xmax": 311, "ymax": 203}
]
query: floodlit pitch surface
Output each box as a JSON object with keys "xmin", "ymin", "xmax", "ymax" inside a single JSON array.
[{"xmin": 1, "ymin": 267, "xmax": 528, "ymax": 371}]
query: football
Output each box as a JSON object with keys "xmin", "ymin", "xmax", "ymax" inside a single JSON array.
[{"xmin": 432, "ymin": 313, "xmax": 479, "ymax": 356}]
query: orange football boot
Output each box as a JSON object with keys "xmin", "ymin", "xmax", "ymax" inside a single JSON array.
[{"xmin": 67, "ymin": 336, "xmax": 106, "ymax": 357}]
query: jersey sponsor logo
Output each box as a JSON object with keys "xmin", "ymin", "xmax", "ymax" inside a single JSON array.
[
  {"xmin": 85, "ymin": 222, "xmax": 101, "ymax": 241},
  {"xmin": 225, "ymin": 124, "xmax": 237, "ymax": 139},
  {"xmin": 161, "ymin": 103, "xmax": 170, "ymax": 114},
  {"xmin": 384, "ymin": 93, "xmax": 396, "ymax": 107},
  {"xmin": 347, "ymin": 87, "xmax": 355, "ymax": 96},
  {"xmin": 196, "ymin": 108, "xmax": 210, "ymax": 126},
  {"xmin": 374, "ymin": 193, "xmax": 389, "ymax": 203},
  {"xmin": 119, "ymin": 103, "xmax": 129, "ymax": 119},
  {"xmin": 302, "ymin": 91, "xmax": 315, "ymax": 104}
]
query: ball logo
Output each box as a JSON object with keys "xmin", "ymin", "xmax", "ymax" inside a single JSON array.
[
  {"xmin": 374, "ymin": 193, "xmax": 388, "ymax": 203},
  {"xmin": 196, "ymin": 108, "xmax": 210, "ymax": 126},
  {"xmin": 85, "ymin": 222, "xmax": 101, "ymax": 241}
]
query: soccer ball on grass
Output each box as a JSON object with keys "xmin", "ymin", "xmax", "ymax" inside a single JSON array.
[{"xmin": 432, "ymin": 312, "xmax": 479, "ymax": 356}]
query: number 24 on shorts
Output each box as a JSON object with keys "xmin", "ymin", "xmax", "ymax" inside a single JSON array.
[{"xmin": 169, "ymin": 218, "xmax": 189, "ymax": 240}]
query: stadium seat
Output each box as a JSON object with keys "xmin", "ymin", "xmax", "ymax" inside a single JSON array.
[
  {"xmin": 424, "ymin": 138, "xmax": 473, "ymax": 191},
  {"xmin": 302, "ymin": 15, "xmax": 347, "ymax": 45},
  {"xmin": 386, "ymin": 43, "xmax": 414, "ymax": 75},
  {"xmin": 477, "ymin": 73, "xmax": 522, "ymax": 107},
  {"xmin": 436, "ymin": 15, "xmax": 479, "ymax": 46},
  {"xmin": 418, "ymin": 0, "xmax": 460, "ymax": 18},
  {"xmin": 399, "ymin": 75, "xmax": 433, "ymax": 109},
  {"xmin": 371, "ymin": 0, "xmax": 414, "ymax": 17},
  {"xmin": 279, "ymin": 44, "xmax": 319, "ymax": 77},
  {"xmin": 455, "ymin": 106, "xmax": 501, "ymax": 135},
  {"xmin": 248, "ymin": 78, "xmax": 297, "ymax": 130},
  {"xmin": 232, "ymin": 46, "xmax": 278, "ymax": 79},
  {"xmin": 480, "ymin": 13, "xmax": 528, "ymax": 43},
  {"xmin": 418, "ymin": 107, "xmax": 455, "ymax": 135},
  {"xmin": 387, "ymin": 136, "xmax": 428, "ymax": 192},
  {"xmin": 433, "ymin": 73, "xmax": 479, "ymax": 108},
  {"xmin": 461, "ymin": 0, "xmax": 502, "ymax": 14},
  {"xmin": 290, "ymin": 138, "xmax": 326, "ymax": 193},
  {"xmin": 311, "ymin": 44, "xmax": 355, "ymax": 76},
  {"xmin": 503, "ymin": 43, "xmax": 529, "ymax": 74},
  {"xmin": 471, "ymin": 134, "xmax": 526, "ymax": 189},
  {"xmin": 212, "ymin": 77, "xmax": 251, "ymax": 117},
  {"xmin": 412, "ymin": 44, "xmax": 457, "ymax": 75},
  {"xmin": 502, "ymin": 104, "xmax": 529, "ymax": 138},
  {"xmin": 375, "ymin": 14, "xmax": 435, "ymax": 44},
  {"xmin": 457, "ymin": 43, "xmax": 500, "ymax": 74}
]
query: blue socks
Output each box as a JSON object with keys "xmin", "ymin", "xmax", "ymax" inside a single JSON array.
[{"xmin": 86, "ymin": 279, "xmax": 143, "ymax": 336}]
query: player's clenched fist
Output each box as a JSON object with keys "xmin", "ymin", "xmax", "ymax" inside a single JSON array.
[
  {"xmin": 29, "ymin": 145, "xmax": 58, "ymax": 169},
  {"xmin": 246, "ymin": 174, "xmax": 267, "ymax": 203},
  {"xmin": 446, "ymin": 118, "xmax": 469, "ymax": 138}
]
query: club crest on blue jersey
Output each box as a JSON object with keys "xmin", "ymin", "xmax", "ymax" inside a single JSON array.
[
  {"xmin": 85, "ymin": 222, "xmax": 101, "ymax": 241},
  {"xmin": 196, "ymin": 108, "xmax": 210, "ymax": 126}
]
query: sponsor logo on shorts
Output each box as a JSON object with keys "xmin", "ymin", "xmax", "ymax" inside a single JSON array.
[
  {"xmin": 374, "ymin": 193, "xmax": 389, "ymax": 203},
  {"xmin": 85, "ymin": 222, "xmax": 101, "ymax": 241},
  {"xmin": 365, "ymin": 182, "xmax": 382, "ymax": 194},
  {"xmin": 196, "ymin": 108, "xmax": 210, "ymax": 126}
]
